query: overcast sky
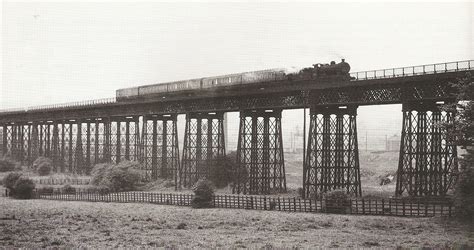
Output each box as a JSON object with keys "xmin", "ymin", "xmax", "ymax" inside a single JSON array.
[
  {"xmin": 1, "ymin": 1, "xmax": 472, "ymax": 150},
  {"xmin": 2, "ymin": 1, "xmax": 472, "ymax": 108}
]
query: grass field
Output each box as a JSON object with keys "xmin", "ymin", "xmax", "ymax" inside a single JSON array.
[
  {"xmin": 0, "ymin": 150, "xmax": 406, "ymax": 197},
  {"xmin": 279, "ymin": 150, "xmax": 399, "ymax": 197},
  {"xmin": 0, "ymin": 197, "xmax": 472, "ymax": 248},
  {"xmin": 1, "ymin": 151, "xmax": 471, "ymax": 248}
]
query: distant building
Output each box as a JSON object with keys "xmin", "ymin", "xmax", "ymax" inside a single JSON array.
[{"xmin": 386, "ymin": 134, "xmax": 400, "ymax": 151}]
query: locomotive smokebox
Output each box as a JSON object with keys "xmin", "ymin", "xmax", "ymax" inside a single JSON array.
[{"xmin": 339, "ymin": 59, "xmax": 351, "ymax": 74}]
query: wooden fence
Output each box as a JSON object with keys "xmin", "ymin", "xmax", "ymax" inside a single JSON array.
[
  {"xmin": 32, "ymin": 190, "xmax": 455, "ymax": 217},
  {"xmin": 33, "ymin": 178, "xmax": 91, "ymax": 186}
]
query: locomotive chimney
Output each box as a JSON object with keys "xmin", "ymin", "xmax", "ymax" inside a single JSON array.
[{"xmin": 341, "ymin": 59, "xmax": 345, "ymax": 62}]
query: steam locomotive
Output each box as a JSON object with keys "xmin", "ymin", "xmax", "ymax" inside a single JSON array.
[
  {"xmin": 116, "ymin": 59, "xmax": 351, "ymax": 101},
  {"xmin": 288, "ymin": 59, "xmax": 351, "ymax": 80}
]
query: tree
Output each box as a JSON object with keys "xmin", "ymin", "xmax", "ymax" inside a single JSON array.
[{"xmin": 443, "ymin": 73, "xmax": 473, "ymax": 219}]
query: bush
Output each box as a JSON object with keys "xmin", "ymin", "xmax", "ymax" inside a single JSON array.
[
  {"xmin": 62, "ymin": 184, "xmax": 76, "ymax": 194},
  {"xmin": 13, "ymin": 177, "xmax": 35, "ymax": 199},
  {"xmin": 37, "ymin": 163, "xmax": 52, "ymax": 176},
  {"xmin": 14, "ymin": 165, "xmax": 23, "ymax": 171},
  {"xmin": 3, "ymin": 172, "xmax": 23, "ymax": 196},
  {"xmin": 90, "ymin": 161, "xmax": 142, "ymax": 192},
  {"xmin": 95, "ymin": 186, "xmax": 111, "ymax": 194},
  {"xmin": 33, "ymin": 157, "xmax": 53, "ymax": 176},
  {"xmin": 0, "ymin": 157, "xmax": 16, "ymax": 172},
  {"xmin": 297, "ymin": 187, "xmax": 304, "ymax": 198},
  {"xmin": 209, "ymin": 154, "xmax": 235, "ymax": 188},
  {"xmin": 454, "ymin": 149, "xmax": 474, "ymax": 219},
  {"xmin": 191, "ymin": 179, "xmax": 215, "ymax": 208},
  {"xmin": 85, "ymin": 185, "xmax": 110, "ymax": 194},
  {"xmin": 91, "ymin": 163, "xmax": 111, "ymax": 186},
  {"xmin": 324, "ymin": 189, "xmax": 352, "ymax": 214},
  {"xmin": 226, "ymin": 151, "xmax": 249, "ymax": 189}
]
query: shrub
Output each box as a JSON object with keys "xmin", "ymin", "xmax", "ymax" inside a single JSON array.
[
  {"xmin": 37, "ymin": 163, "xmax": 52, "ymax": 176},
  {"xmin": 91, "ymin": 163, "xmax": 111, "ymax": 186},
  {"xmin": 3, "ymin": 172, "xmax": 23, "ymax": 196},
  {"xmin": 454, "ymin": 149, "xmax": 474, "ymax": 219},
  {"xmin": 297, "ymin": 187, "xmax": 304, "ymax": 198},
  {"xmin": 96, "ymin": 186, "xmax": 111, "ymax": 194},
  {"xmin": 101, "ymin": 167, "xmax": 140, "ymax": 192},
  {"xmin": 324, "ymin": 189, "xmax": 352, "ymax": 214},
  {"xmin": 0, "ymin": 157, "xmax": 16, "ymax": 172},
  {"xmin": 33, "ymin": 157, "xmax": 53, "ymax": 176},
  {"xmin": 62, "ymin": 184, "xmax": 76, "ymax": 194},
  {"xmin": 209, "ymin": 154, "xmax": 235, "ymax": 188},
  {"xmin": 14, "ymin": 165, "xmax": 23, "ymax": 171},
  {"xmin": 85, "ymin": 185, "xmax": 110, "ymax": 194},
  {"xmin": 90, "ymin": 161, "xmax": 142, "ymax": 192},
  {"xmin": 13, "ymin": 177, "xmax": 35, "ymax": 199},
  {"xmin": 225, "ymin": 151, "xmax": 249, "ymax": 189},
  {"xmin": 191, "ymin": 179, "xmax": 215, "ymax": 208}
]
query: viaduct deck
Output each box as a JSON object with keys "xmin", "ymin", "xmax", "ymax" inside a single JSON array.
[{"xmin": 0, "ymin": 60, "xmax": 472, "ymax": 123}]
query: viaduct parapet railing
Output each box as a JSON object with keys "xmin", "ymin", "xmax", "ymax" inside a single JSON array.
[
  {"xmin": 0, "ymin": 97, "xmax": 117, "ymax": 114},
  {"xmin": 350, "ymin": 60, "xmax": 472, "ymax": 80}
]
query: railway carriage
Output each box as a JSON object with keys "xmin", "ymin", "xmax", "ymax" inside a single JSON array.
[{"xmin": 116, "ymin": 59, "xmax": 351, "ymax": 101}]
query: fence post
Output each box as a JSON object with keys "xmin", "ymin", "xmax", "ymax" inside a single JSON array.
[
  {"xmin": 361, "ymin": 199, "xmax": 365, "ymax": 215},
  {"xmin": 349, "ymin": 199, "xmax": 353, "ymax": 214},
  {"xmin": 402, "ymin": 200, "xmax": 406, "ymax": 216},
  {"xmin": 380, "ymin": 199, "xmax": 383, "ymax": 214},
  {"xmin": 424, "ymin": 200, "xmax": 428, "ymax": 217},
  {"xmin": 417, "ymin": 201, "xmax": 420, "ymax": 217},
  {"xmin": 264, "ymin": 197, "xmax": 267, "ymax": 210}
]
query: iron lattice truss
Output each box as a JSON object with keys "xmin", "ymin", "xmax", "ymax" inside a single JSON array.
[
  {"xmin": 181, "ymin": 112, "xmax": 226, "ymax": 188},
  {"xmin": 141, "ymin": 114, "xmax": 179, "ymax": 184},
  {"xmin": 0, "ymin": 117, "xmax": 140, "ymax": 175},
  {"xmin": 233, "ymin": 109, "xmax": 286, "ymax": 195},
  {"xmin": 396, "ymin": 102, "xmax": 458, "ymax": 197},
  {"xmin": 303, "ymin": 106, "xmax": 362, "ymax": 198},
  {"xmin": 109, "ymin": 117, "xmax": 140, "ymax": 164}
]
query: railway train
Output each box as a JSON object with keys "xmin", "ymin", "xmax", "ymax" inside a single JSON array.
[{"xmin": 116, "ymin": 59, "xmax": 351, "ymax": 101}]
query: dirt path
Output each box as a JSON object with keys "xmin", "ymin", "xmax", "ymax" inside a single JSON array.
[{"xmin": 0, "ymin": 197, "xmax": 472, "ymax": 248}]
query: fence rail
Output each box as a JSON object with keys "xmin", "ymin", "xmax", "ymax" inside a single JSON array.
[
  {"xmin": 31, "ymin": 190, "xmax": 454, "ymax": 217},
  {"xmin": 33, "ymin": 178, "xmax": 91, "ymax": 186},
  {"xmin": 350, "ymin": 60, "xmax": 473, "ymax": 80}
]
